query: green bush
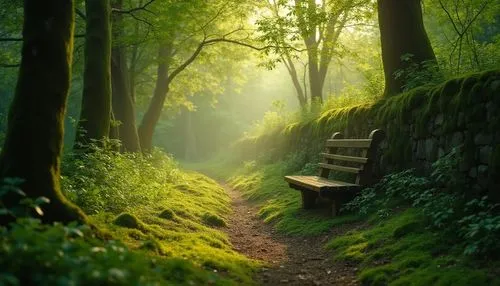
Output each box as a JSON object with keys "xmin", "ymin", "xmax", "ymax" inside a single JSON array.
[
  {"xmin": 61, "ymin": 145, "xmax": 179, "ymax": 214},
  {"xmin": 343, "ymin": 150, "xmax": 500, "ymax": 257}
]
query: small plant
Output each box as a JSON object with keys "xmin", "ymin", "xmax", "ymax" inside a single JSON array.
[
  {"xmin": 0, "ymin": 177, "xmax": 50, "ymax": 220},
  {"xmin": 394, "ymin": 53, "xmax": 442, "ymax": 92}
]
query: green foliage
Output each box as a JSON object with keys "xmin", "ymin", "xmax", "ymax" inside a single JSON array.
[
  {"xmin": 344, "ymin": 150, "xmax": 500, "ymax": 257},
  {"xmin": 393, "ymin": 53, "xmax": 442, "ymax": 92},
  {"xmin": 0, "ymin": 218, "xmax": 228, "ymax": 286},
  {"xmin": 0, "ymin": 177, "xmax": 50, "ymax": 219},
  {"xmin": 61, "ymin": 145, "xmax": 179, "ymax": 214}
]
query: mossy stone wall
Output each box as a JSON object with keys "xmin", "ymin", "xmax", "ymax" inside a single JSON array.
[{"xmin": 234, "ymin": 70, "xmax": 500, "ymax": 201}]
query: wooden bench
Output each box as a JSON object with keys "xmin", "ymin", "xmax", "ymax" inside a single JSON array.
[{"xmin": 284, "ymin": 129, "xmax": 385, "ymax": 216}]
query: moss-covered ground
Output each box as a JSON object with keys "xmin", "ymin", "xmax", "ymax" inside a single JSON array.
[
  {"xmin": 89, "ymin": 170, "xmax": 257, "ymax": 285},
  {"xmin": 1, "ymin": 150, "xmax": 258, "ymax": 285}
]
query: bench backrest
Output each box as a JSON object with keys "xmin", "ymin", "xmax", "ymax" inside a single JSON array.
[{"xmin": 319, "ymin": 129, "xmax": 385, "ymax": 185}]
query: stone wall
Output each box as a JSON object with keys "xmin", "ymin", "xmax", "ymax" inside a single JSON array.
[{"xmin": 234, "ymin": 70, "xmax": 500, "ymax": 201}]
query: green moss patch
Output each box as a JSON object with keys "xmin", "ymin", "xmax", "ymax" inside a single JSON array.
[
  {"xmin": 113, "ymin": 213, "xmax": 142, "ymax": 229},
  {"xmin": 158, "ymin": 208, "xmax": 176, "ymax": 220},
  {"xmin": 202, "ymin": 213, "xmax": 227, "ymax": 227}
]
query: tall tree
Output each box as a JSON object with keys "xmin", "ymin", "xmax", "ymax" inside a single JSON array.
[
  {"xmin": 138, "ymin": 43, "xmax": 172, "ymax": 151},
  {"xmin": 0, "ymin": 0, "xmax": 86, "ymax": 224},
  {"xmin": 110, "ymin": 0, "xmax": 141, "ymax": 152},
  {"xmin": 259, "ymin": 0, "xmax": 371, "ymax": 105},
  {"xmin": 136, "ymin": 0, "xmax": 257, "ymax": 152},
  {"xmin": 378, "ymin": 0, "xmax": 437, "ymax": 96},
  {"xmin": 75, "ymin": 0, "xmax": 112, "ymax": 147}
]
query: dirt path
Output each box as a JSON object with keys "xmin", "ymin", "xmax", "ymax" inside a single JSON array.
[{"xmin": 223, "ymin": 185, "xmax": 360, "ymax": 286}]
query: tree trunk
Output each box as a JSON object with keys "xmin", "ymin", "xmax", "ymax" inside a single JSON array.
[
  {"xmin": 283, "ymin": 56, "xmax": 307, "ymax": 107},
  {"xmin": 75, "ymin": 0, "xmax": 112, "ymax": 147},
  {"xmin": 0, "ymin": 0, "xmax": 87, "ymax": 224},
  {"xmin": 378, "ymin": 0, "xmax": 437, "ymax": 97},
  {"xmin": 110, "ymin": 0, "xmax": 141, "ymax": 152},
  {"xmin": 308, "ymin": 60, "xmax": 324, "ymax": 105},
  {"xmin": 138, "ymin": 44, "xmax": 171, "ymax": 152}
]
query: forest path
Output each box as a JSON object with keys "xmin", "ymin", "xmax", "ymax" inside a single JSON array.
[{"xmin": 222, "ymin": 184, "xmax": 359, "ymax": 286}]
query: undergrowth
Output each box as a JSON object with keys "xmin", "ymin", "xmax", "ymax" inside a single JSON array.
[
  {"xmin": 328, "ymin": 151, "xmax": 500, "ymax": 285},
  {"xmin": 1, "ymin": 146, "xmax": 258, "ymax": 285}
]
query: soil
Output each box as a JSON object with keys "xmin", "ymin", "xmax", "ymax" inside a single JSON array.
[{"xmin": 223, "ymin": 184, "xmax": 361, "ymax": 286}]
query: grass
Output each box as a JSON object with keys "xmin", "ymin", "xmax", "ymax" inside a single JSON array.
[{"xmin": 327, "ymin": 209, "xmax": 500, "ymax": 286}]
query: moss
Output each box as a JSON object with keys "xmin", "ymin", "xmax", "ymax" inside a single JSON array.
[
  {"xmin": 159, "ymin": 208, "xmax": 176, "ymax": 220},
  {"xmin": 393, "ymin": 221, "xmax": 423, "ymax": 238},
  {"xmin": 201, "ymin": 213, "xmax": 227, "ymax": 227},
  {"xmin": 113, "ymin": 213, "xmax": 142, "ymax": 229},
  {"xmin": 325, "ymin": 208, "xmax": 497, "ymax": 285}
]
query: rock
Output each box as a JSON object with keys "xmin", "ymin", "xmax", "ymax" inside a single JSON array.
[
  {"xmin": 297, "ymin": 274, "xmax": 307, "ymax": 280},
  {"xmin": 438, "ymin": 147, "xmax": 445, "ymax": 158},
  {"xmin": 468, "ymin": 167, "xmax": 477, "ymax": 178},
  {"xmin": 458, "ymin": 112, "xmax": 465, "ymax": 128},
  {"xmin": 491, "ymin": 80, "xmax": 500, "ymax": 92},
  {"xmin": 474, "ymin": 133, "xmax": 493, "ymax": 145},
  {"xmin": 435, "ymin": 114, "xmax": 444, "ymax": 126},
  {"xmin": 479, "ymin": 146, "xmax": 493, "ymax": 164},
  {"xmin": 416, "ymin": 140, "xmax": 426, "ymax": 160},
  {"xmin": 478, "ymin": 165, "xmax": 489, "ymax": 188},
  {"xmin": 280, "ymin": 279, "xmax": 289, "ymax": 283},
  {"xmin": 450, "ymin": 132, "xmax": 464, "ymax": 148},
  {"xmin": 425, "ymin": 138, "xmax": 438, "ymax": 161}
]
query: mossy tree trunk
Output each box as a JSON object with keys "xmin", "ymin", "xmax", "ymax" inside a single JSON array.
[
  {"xmin": 75, "ymin": 0, "xmax": 112, "ymax": 147},
  {"xmin": 378, "ymin": 0, "xmax": 437, "ymax": 97},
  {"xmin": 0, "ymin": 0, "xmax": 87, "ymax": 224},
  {"xmin": 111, "ymin": 0, "xmax": 141, "ymax": 153}
]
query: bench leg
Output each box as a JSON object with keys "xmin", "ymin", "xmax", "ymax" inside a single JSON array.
[
  {"xmin": 331, "ymin": 200, "xmax": 338, "ymax": 217},
  {"xmin": 301, "ymin": 190, "xmax": 318, "ymax": 209}
]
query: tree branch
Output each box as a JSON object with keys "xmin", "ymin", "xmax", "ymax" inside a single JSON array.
[
  {"xmin": 0, "ymin": 37, "xmax": 23, "ymax": 42},
  {"xmin": 0, "ymin": 63, "xmax": 20, "ymax": 68},
  {"xmin": 113, "ymin": 0, "xmax": 156, "ymax": 15}
]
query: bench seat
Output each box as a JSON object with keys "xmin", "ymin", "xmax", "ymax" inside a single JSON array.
[
  {"xmin": 284, "ymin": 129, "xmax": 385, "ymax": 215},
  {"xmin": 284, "ymin": 175, "xmax": 360, "ymax": 192}
]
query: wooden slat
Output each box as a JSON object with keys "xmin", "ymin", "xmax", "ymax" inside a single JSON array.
[
  {"xmin": 284, "ymin": 175, "xmax": 359, "ymax": 192},
  {"xmin": 325, "ymin": 139, "xmax": 372, "ymax": 148},
  {"xmin": 318, "ymin": 163, "xmax": 361, "ymax": 174},
  {"xmin": 320, "ymin": 153, "xmax": 368, "ymax": 164}
]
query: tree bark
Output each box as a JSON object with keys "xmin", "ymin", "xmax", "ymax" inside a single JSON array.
[
  {"xmin": 0, "ymin": 0, "xmax": 87, "ymax": 224},
  {"xmin": 110, "ymin": 0, "xmax": 141, "ymax": 152},
  {"xmin": 138, "ymin": 44, "xmax": 171, "ymax": 152},
  {"xmin": 378, "ymin": 0, "xmax": 437, "ymax": 97},
  {"xmin": 75, "ymin": 0, "xmax": 112, "ymax": 147},
  {"xmin": 283, "ymin": 56, "xmax": 307, "ymax": 107}
]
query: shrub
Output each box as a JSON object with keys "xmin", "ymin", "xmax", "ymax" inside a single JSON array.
[{"xmin": 61, "ymin": 145, "xmax": 179, "ymax": 214}]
